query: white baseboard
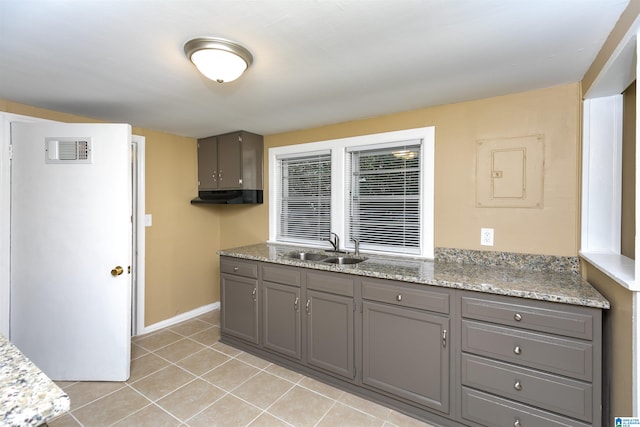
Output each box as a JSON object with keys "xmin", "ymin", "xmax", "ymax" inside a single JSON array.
[{"xmin": 136, "ymin": 301, "xmax": 220, "ymax": 336}]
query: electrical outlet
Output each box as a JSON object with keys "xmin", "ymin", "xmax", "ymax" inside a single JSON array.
[{"xmin": 480, "ymin": 228, "xmax": 494, "ymax": 246}]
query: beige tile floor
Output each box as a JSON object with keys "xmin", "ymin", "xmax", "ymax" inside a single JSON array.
[{"xmin": 47, "ymin": 310, "xmax": 434, "ymax": 427}]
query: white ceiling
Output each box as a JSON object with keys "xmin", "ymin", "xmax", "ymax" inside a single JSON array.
[{"xmin": 0, "ymin": 0, "xmax": 630, "ymax": 138}]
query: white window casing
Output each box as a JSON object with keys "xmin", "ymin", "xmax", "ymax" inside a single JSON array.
[{"xmin": 269, "ymin": 127, "xmax": 434, "ymax": 259}]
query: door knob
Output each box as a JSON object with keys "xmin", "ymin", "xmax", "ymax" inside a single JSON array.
[{"xmin": 111, "ymin": 266, "xmax": 124, "ymax": 276}]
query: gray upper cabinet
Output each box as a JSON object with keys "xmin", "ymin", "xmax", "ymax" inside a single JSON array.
[
  {"xmin": 195, "ymin": 131, "xmax": 263, "ymax": 203},
  {"xmin": 198, "ymin": 131, "xmax": 263, "ymax": 190},
  {"xmin": 197, "ymin": 135, "xmax": 219, "ymax": 190}
]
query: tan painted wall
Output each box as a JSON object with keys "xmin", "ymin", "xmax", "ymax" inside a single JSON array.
[
  {"xmin": 140, "ymin": 127, "xmax": 221, "ymax": 325},
  {"xmin": 221, "ymin": 83, "xmax": 582, "ymax": 257},
  {"xmin": 583, "ymin": 0, "xmax": 640, "ymax": 96},
  {"xmin": 579, "ymin": 2, "xmax": 640, "ymax": 417},
  {"xmin": 622, "ymin": 81, "xmax": 636, "ymax": 259},
  {"xmin": 0, "ymin": 99, "xmax": 222, "ymax": 327},
  {"xmin": 584, "ymin": 263, "xmax": 633, "ymax": 417}
]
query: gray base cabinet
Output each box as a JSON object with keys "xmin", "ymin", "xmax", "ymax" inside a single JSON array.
[
  {"xmin": 362, "ymin": 301, "xmax": 449, "ymax": 413},
  {"xmin": 220, "ymin": 258, "xmax": 258, "ymax": 344},
  {"xmin": 458, "ymin": 291, "xmax": 602, "ymax": 427},
  {"xmin": 259, "ymin": 263, "xmax": 356, "ymax": 380},
  {"xmin": 263, "ymin": 281, "xmax": 301, "ymax": 359},
  {"xmin": 306, "ymin": 289, "xmax": 355, "ymax": 379},
  {"xmin": 219, "ymin": 256, "xmax": 604, "ymax": 427}
]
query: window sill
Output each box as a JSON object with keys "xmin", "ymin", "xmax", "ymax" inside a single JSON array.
[{"xmin": 580, "ymin": 251, "xmax": 636, "ymax": 291}]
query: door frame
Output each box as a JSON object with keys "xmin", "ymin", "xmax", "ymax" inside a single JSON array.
[{"xmin": 0, "ymin": 113, "xmax": 146, "ymax": 337}]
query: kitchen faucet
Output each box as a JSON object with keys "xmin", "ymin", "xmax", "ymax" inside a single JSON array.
[
  {"xmin": 352, "ymin": 238, "xmax": 360, "ymax": 255},
  {"xmin": 323, "ymin": 232, "xmax": 340, "ymax": 251}
]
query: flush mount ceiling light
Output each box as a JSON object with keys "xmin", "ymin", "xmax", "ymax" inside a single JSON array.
[{"xmin": 184, "ymin": 37, "xmax": 253, "ymax": 83}]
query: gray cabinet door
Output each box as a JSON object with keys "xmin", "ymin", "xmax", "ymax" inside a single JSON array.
[
  {"xmin": 262, "ymin": 281, "xmax": 302, "ymax": 360},
  {"xmin": 362, "ymin": 301, "xmax": 449, "ymax": 413},
  {"xmin": 220, "ymin": 274, "xmax": 258, "ymax": 344},
  {"xmin": 216, "ymin": 132, "xmax": 242, "ymax": 190},
  {"xmin": 306, "ymin": 290, "xmax": 355, "ymax": 379},
  {"xmin": 197, "ymin": 136, "xmax": 218, "ymax": 190}
]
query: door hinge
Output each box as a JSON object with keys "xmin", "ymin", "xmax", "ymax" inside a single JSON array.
[
  {"xmin": 8, "ymin": 144, "xmax": 13, "ymax": 160},
  {"xmin": 353, "ymin": 300, "xmax": 356, "ymax": 312}
]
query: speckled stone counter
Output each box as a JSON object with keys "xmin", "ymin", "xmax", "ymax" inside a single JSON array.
[
  {"xmin": 0, "ymin": 335, "xmax": 69, "ymax": 426},
  {"xmin": 219, "ymin": 243, "xmax": 610, "ymax": 309}
]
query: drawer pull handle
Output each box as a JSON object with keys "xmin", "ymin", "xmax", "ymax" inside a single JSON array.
[
  {"xmin": 306, "ymin": 299, "xmax": 311, "ymax": 314},
  {"xmin": 514, "ymin": 346, "xmax": 522, "ymax": 355},
  {"xmin": 442, "ymin": 329, "xmax": 447, "ymax": 348},
  {"xmin": 396, "ymin": 294, "xmax": 403, "ymax": 302},
  {"xmin": 514, "ymin": 381, "xmax": 522, "ymax": 391},
  {"xmin": 514, "ymin": 419, "xmax": 522, "ymax": 427},
  {"xmin": 514, "ymin": 313, "xmax": 522, "ymax": 321},
  {"xmin": 294, "ymin": 297, "xmax": 299, "ymax": 312},
  {"xmin": 251, "ymin": 288, "xmax": 257, "ymax": 302},
  {"xmin": 233, "ymin": 266, "xmax": 239, "ymax": 272}
]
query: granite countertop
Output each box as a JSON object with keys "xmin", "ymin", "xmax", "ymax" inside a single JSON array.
[
  {"xmin": 0, "ymin": 335, "xmax": 69, "ymax": 426},
  {"xmin": 219, "ymin": 243, "xmax": 610, "ymax": 309}
]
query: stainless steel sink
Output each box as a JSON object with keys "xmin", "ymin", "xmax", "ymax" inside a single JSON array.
[
  {"xmin": 286, "ymin": 251, "xmax": 328, "ymax": 261},
  {"xmin": 323, "ymin": 256, "xmax": 367, "ymax": 265}
]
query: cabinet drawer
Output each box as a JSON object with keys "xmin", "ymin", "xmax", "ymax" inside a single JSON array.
[
  {"xmin": 461, "ymin": 295, "xmax": 593, "ymax": 340},
  {"xmin": 307, "ymin": 271, "xmax": 354, "ymax": 297},
  {"xmin": 461, "ymin": 354, "xmax": 593, "ymax": 422},
  {"xmin": 362, "ymin": 279, "xmax": 449, "ymax": 314},
  {"xmin": 461, "ymin": 387, "xmax": 590, "ymax": 427},
  {"xmin": 262, "ymin": 264, "xmax": 301, "ymax": 287},
  {"xmin": 220, "ymin": 257, "xmax": 258, "ymax": 279},
  {"xmin": 462, "ymin": 320, "xmax": 593, "ymax": 381}
]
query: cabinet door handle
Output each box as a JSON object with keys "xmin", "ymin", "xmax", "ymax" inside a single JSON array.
[
  {"xmin": 514, "ymin": 346, "xmax": 522, "ymax": 355},
  {"xmin": 396, "ymin": 294, "xmax": 402, "ymax": 302},
  {"xmin": 213, "ymin": 170, "xmax": 217, "ymax": 182},
  {"xmin": 251, "ymin": 288, "xmax": 257, "ymax": 302},
  {"xmin": 514, "ymin": 313, "xmax": 523, "ymax": 321},
  {"xmin": 294, "ymin": 297, "xmax": 299, "ymax": 312},
  {"xmin": 514, "ymin": 380, "xmax": 522, "ymax": 391},
  {"xmin": 442, "ymin": 329, "xmax": 447, "ymax": 348},
  {"xmin": 305, "ymin": 299, "xmax": 311, "ymax": 314},
  {"xmin": 514, "ymin": 419, "xmax": 522, "ymax": 427},
  {"xmin": 219, "ymin": 169, "xmax": 223, "ymax": 180}
]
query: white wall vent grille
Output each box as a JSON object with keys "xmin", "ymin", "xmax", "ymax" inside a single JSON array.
[{"xmin": 45, "ymin": 137, "xmax": 93, "ymax": 164}]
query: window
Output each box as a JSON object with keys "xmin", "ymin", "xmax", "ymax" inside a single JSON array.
[
  {"xmin": 276, "ymin": 151, "xmax": 331, "ymax": 245},
  {"xmin": 269, "ymin": 127, "xmax": 434, "ymax": 258},
  {"xmin": 347, "ymin": 141, "xmax": 421, "ymax": 254}
]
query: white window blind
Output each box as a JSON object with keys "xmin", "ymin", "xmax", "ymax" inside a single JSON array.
[
  {"xmin": 348, "ymin": 141, "xmax": 421, "ymax": 254},
  {"xmin": 276, "ymin": 152, "xmax": 332, "ymax": 244}
]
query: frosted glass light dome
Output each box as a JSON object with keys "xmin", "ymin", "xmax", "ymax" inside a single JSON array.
[{"xmin": 184, "ymin": 37, "xmax": 253, "ymax": 83}]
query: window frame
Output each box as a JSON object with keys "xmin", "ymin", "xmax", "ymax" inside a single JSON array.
[{"xmin": 268, "ymin": 127, "xmax": 435, "ymax": 259}]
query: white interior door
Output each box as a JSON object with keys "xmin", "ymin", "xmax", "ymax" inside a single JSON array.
[{"xmin": 10, "ymin": 122, "xmax": 132, "ymax": 381}]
